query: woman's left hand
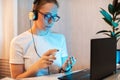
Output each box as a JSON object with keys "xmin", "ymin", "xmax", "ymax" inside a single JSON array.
[{"xmin": 61, "ymin": 56, "xmax": 76, "ymax": 72}]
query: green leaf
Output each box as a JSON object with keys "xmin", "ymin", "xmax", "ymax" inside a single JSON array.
[
  {"xmin": 115, "ymin": 3, "xmax": 120, "ymax": 12},
  {"xmin": 96, "ymin": 30, "xmax": 111, "ymax": 34},
  {"xmin": 117, "ymin": 37, "xmax": 120, "ymax": 42},
  {"xmin": 103, "ymin": 33, "xmax": 111, "ymax": 37},
  {"xmin": 108, "ymin": 4, "xmax": 115, "ymax": 15},
  {"xmin": 115, "ymin": 31, "xmax": 120, "ymax": 37},
  {"xmin": 112, "ymin": 21, "xmax": 119, "ymax": 28},
  {"xmin": 116, "ymin": 10, "xmax": 120, "ymax": 16},
  {"xmin": 115, "ymin": 3, "xmax": 120, "ymax": 16},
  {"xmin": 103, "ymin": 18, "xmax": 112, "ymax": 26},
  {"xmin": 117, "ymin": 35, "xmax": 120, "ymax": 39},
  {"xmin": 113, "ymin": 0, "xmax": 118, "ymax": 7},
  {"xmin": 111, "ymin": 32, "xmax": 115, "ymax": 37},
  {"xmin": 115, "ymin": 18, "xmax": 120, "ymax": 20},
  {"xmin": 116, "ymin": 35, "xmax": 120, "ymax": 42},
  {"xmin": 117, "ymin": 19, "xmax": 120, "ymax": 23},
  {"xmin": 100, "ymin": 8, "xmax": 112, "ymax": 23},
  {"xmin": 115, "ymin": 28, "xmax": 119, "ymax": 31}
]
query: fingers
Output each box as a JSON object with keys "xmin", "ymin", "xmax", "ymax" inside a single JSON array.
[
  {"xmin": 67, "ymin": 56, "xmax": 76, "ymax": 66},
  {"xmin": 70, "ymin": 56, "xmax": 76, "ymax": 66},
  {"xmin": 40, "ymin": 50, "xmax": 57, "ymax": 67},
  {"xmin": 45, "ymin": 60, "xmax": 53, "ymax": 65},
  {"xmin": 69, "ymin": 57, "xmax": 72, "ymax": 64},
  {"xmin": 62, "ymin": 58, "xmax": 70, "ymax": 69},
  {"xmin": 42, "ymin": 55, "xmax": 56, "ymax": 61},
  {"xmin": 41, "ymin": 55, "xmax": 56, "ymax": 66},
  {"xmin": 67, "ymin": 57, "xmax": 72, "ymax": 66},
  {"xmin": 43, "ymin": 49, "xmax": 59, "ymax": 56},
  {"xmin": 63, "ymin": 56, "xmax": 76, "ymax": 67},
  {"xmin": 66, "ymin": 57, "xmax": 70, "ymax": 65},
  {"xmin": 49, "ymin": 55, "xmax": 56, "ymax": 61}
]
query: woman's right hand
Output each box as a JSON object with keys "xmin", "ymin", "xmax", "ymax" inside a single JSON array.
[
  {"xmin": 10, "ymin": 49, "xmax": 58, "ymax": 78},
  {"xmin": 33, "ymin": 49, "xmax": 58, "ymax": 70}
]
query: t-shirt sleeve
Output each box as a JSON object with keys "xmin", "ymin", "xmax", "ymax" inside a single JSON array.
[
  {"xmin": 61, "ymin": 35, "xmax": 68, "ymax": 58},
  {"xmin": 9, "ymin": 38, "xmax": 24, "ymax": 64}
]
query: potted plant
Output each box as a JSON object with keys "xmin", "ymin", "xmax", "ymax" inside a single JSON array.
[
  {"xmin": 96, "ymin": 0, "xmax": 120, "ymax": 65},
  {"xmin": 96, "ymin": 0, "xmax": 120, "ymax": 42}
]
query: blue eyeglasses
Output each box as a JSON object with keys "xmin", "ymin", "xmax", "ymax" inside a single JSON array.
[{"xmin": 38, "ymin": 11, "xmax": 60, "ymax": 22}]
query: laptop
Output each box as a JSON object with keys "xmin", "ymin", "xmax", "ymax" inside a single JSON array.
[{"xmin": 58, "ymin": 38, "xmax": 116, "ymax": 80}]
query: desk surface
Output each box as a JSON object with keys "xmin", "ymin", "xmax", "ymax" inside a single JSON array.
[
  {"xmin": 103, "ymin": 70, "xmax": 120, "ymax": 80},
  {"xmin": 1, "ymin": 70, "xmax": 120, "ymax": 80}
]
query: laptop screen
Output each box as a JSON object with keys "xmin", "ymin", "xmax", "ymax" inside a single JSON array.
[
  {"xmin": 91, "ymin": 38, "xmax": 116, "ymax": 80},
  {"xmin": 58, "ymin": 38, "xmax": 116, "ymax": 80}
]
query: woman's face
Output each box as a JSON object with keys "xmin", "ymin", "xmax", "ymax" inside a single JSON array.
[{"xmin": 36, "ymin": 3, "xmax": 59, "ymax": 30}]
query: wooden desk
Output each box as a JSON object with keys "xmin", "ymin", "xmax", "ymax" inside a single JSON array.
[
  {"xmin": 1, "ymin": 70, "xmax": 120, "ymax": 80},
  {"xmin": 103, "ymin": 70, "xmax": 120, "ymax": 80}
]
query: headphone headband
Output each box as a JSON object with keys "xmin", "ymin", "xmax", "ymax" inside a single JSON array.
[{"xmin": 33, "ymin": 0, "xmax": 39, "ymax": 5}]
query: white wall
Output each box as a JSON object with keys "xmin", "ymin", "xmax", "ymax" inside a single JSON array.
[
  {"xmin": 0, "ymin": 0, "xmax": 3, "ymax": 58},
  {"xmin": 0, "ymin": 0, "xmax": 17, "ymax": 59},
  {"xmin": 17, "ymin": 0, "xmax": 117, "ymax": 70},
  {"xmin": 17, "ymin": 0, "xmax": 33, "ymax": 34},
  {"xmin": 54, "ymin": 0, "xmax": 114, "ymax": 70}
]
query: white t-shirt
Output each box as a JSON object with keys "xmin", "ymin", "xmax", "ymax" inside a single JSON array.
[{"xmin": 9, "ymin": 30, "xmax": 68, "ymax": 76}]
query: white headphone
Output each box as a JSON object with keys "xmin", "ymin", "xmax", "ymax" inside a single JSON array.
[{"xmin": 28, "ymin": 0, "xmax": 39, "ymax": 20}]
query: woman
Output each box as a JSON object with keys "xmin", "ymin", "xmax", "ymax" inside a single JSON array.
[{"xmin": 10, "ymin": 0, "xmax": 76, "ymax": 78}]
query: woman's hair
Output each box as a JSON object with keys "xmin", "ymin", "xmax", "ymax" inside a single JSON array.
[{"xmin": 33, "ymin": 0, "xmax": 59, "ymax": 11}]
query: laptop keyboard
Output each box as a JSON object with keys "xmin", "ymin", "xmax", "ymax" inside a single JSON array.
[{"xmin": 58, "ymin": 69, "xmax": 90, "ymax": 80}]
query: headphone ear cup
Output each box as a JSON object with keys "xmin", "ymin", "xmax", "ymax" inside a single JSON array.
[{"xmin": 29, "ymin": 11, "xmax": 38, "ymax": 20}]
